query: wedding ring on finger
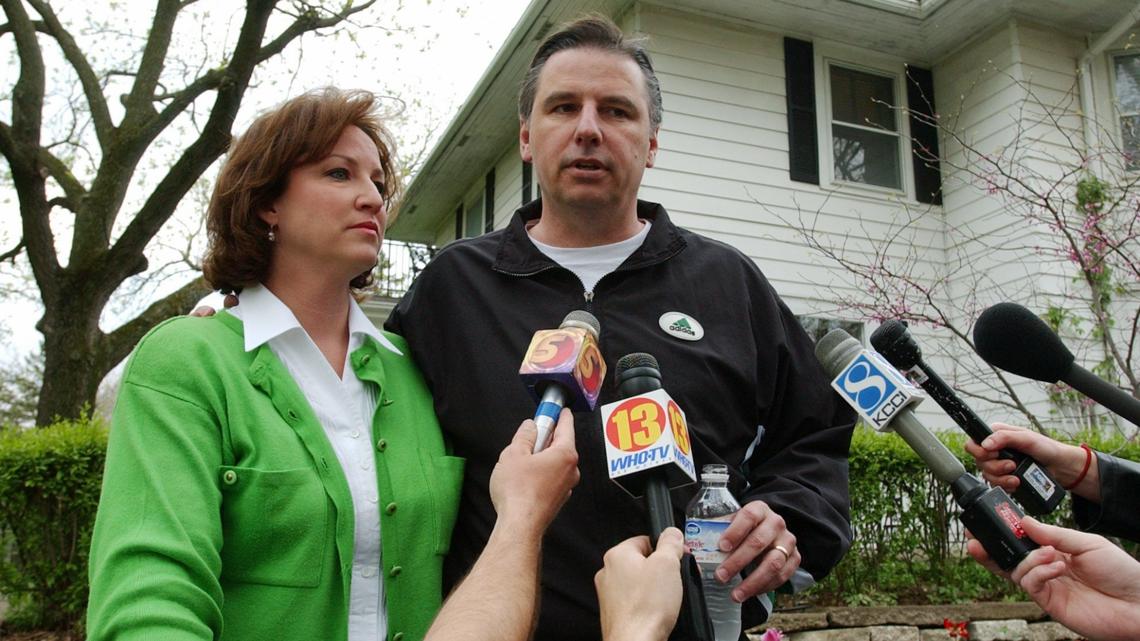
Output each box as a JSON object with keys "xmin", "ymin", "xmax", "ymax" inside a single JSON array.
[{"xmin": 772, "ymin": 544, "xmax": 791, "ymax": 560}]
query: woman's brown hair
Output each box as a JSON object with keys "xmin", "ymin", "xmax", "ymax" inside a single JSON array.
[{"xmin": 202, "ymin": 88, "xmax": 400, "ymax": 293}]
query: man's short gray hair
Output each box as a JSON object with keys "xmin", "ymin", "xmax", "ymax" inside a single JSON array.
[{"xmin": 518, "ymin": 15, "xmax": 663, "ymax": 131}]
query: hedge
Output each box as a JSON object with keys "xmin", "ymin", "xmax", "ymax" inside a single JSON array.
[{"xmin": 0, "ymin": 415, "xmax": 107, "ymax": 633}]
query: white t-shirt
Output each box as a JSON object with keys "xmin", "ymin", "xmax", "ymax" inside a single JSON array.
[{"xmin": 528, "ymin": 220, "xmax": 652, "ymax": 293}]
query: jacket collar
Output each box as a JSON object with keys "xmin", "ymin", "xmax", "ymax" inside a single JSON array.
[{"xmin": 492, "ymin": 199, "xmax": 687, "ymax": 276}]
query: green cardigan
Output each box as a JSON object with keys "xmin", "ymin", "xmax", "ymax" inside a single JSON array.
[{"xmin": 87, "ymin": 312, "xmax": 463, "ymax": 641}]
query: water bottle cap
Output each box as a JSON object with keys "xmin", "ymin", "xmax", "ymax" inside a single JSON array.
[{"xmin": 700, "ymin": 463, "xmax": 729, "ymax": 482}]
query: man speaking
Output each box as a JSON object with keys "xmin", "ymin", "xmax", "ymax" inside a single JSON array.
[{"xmin": 386, "ymin": 15, "xmax": 855, "ymax": 641}]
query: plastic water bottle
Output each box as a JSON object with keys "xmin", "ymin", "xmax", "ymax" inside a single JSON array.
[{"xmin": 685, "ymin": 464, "xmax": 742, "ymax": 641}]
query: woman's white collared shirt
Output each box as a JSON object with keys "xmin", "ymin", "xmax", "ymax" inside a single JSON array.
[{"xmin": 231, "ymin": 285, "xmax": 402, "ymax": 641}]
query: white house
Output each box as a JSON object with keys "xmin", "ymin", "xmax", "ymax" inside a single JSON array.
[{"xmin": 377, "ymin": 0, "xmax": 1140, "ymax": 432}]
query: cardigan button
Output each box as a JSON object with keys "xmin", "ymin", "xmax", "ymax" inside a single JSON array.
[
  {"xmin": 377, "ymin": 439, "xmax": 388, "ymax": 452},
  {"xmin": 222, "ymin": 470, "xmax": 238, "ymax": 485},
  {"xmin": 389, "ymin": 565, "xmax": 402, "ymax": 578},
  {"xmin": 385, "ymin": 502, "xmax": 398, "ymax": 515},
  {"xmin": 393, "ymin": 633, "xmax": 404, "ymax": 641}
]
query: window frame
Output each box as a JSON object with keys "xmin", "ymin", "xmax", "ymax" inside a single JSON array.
[
  {"xmin": 815, "ymin": 47, "xmax": 913, "ymax": 199},
  {"xmin": 1109, "ymin": 50, "xmax": 1140, "ymax": 171}
]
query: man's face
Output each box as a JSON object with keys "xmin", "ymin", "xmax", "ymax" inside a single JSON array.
[{"xmin": 520, "ymin": 47, "xmax": 658, "ymax": 216}]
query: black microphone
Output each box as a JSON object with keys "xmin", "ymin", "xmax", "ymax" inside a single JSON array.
[
  {"xmin": 816, "ymin": 329, "xmax": 1037, "ymax": 571},
  {"xmin": 973, "ymin": 302, "xmax": 1140, "ymax": 427},
  {"xmin": 606, "ymin": 353, "xmax": 712, "ymax": 641},
  {"xmin": 871, "ymin": 320, "xmax": 1065, "ymax": 515}
]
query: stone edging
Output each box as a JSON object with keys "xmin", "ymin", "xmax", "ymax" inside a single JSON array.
[{"xmin": 746, "ymin": 603, "xmax": 1084, "ymax": 641}]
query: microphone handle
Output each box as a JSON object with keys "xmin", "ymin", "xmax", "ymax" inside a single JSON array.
[
  {"xmin": 532, "ymin": 384, "xmax": 566, "ymax": 453},
  {"xmin": 1066, "ymin": 364, "xmax": 1140, "ymax": 427},
  {"xmin": 646, "ymin": 476, "xmax": 714, "ymax": 641},
  {"xmin": 645, "ymin": 475, "xmax": 674, "ymax": 546},
  {"xmin": 889, "ymin": 407, "xmax": 967, "ymax": 485},
  {"xmin": 914, "ymin": 359, "xmax": 1064, "ymax": 515}
]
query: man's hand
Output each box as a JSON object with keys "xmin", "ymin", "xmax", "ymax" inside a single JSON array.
[
  {"xmin": 189, "ymin": 293, "xmax": 237, "ymax": 318},
  {"xmin": 489, "ymin": 409, "xmax": 579, "ymax": 537},
  {"xmin": 964, "ymin": 423, "xmax": 1099, "ymax": 500},
  {"xmin": 968, "ymin": 517, "xmax": 1140, "ymax": 641},
  {"xmin": 595, "ymin": 527, "xmax": 685, "ymax": 641},
  {"xmin": 715, "ymin": 500, "xmax": 800, "ymax": 602}
]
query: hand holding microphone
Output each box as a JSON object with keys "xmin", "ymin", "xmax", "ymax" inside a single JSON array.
[
  {"xmin": 595, "ymin": 527, "xmax": 686, "ymax": 641},
  {"xmin": 519, "ymin": 310, "xmax": 606, "ymax": 452},
  {"xmin": 966, "ymin": 517, "xmax": 1140, "ymax": 641},
  {"xmin": 601, "ymin": 353, "xmax": 713, "ymax": 641},
  {"xmin": 964, "ymin": 423, "xmax": 1102, "ymax": 502},
  {"xmin": 490, "ymin": 409, "xmax": 581, "ymax": 537}
]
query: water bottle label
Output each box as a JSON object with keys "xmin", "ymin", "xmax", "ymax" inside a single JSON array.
[{"xmin": 684, "ymin": 518, "xmax": 731, "ymax": 564}]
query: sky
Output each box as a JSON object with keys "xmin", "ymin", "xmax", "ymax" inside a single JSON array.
[{"xmin": 0, "ymin": 0, "xmax": 532, "ymax": 363}]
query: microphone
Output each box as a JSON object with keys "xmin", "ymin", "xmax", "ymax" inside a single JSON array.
[
  {"xmin": 602, "ymin": 353, "xmax": 697, "ymax": 527},
  {"xmin": 871, "ymin": 320, "xmax": 1065, "ymax": 515},
  {"xmin": 602, "ymin": 353, "xmax": 711, "ymax": 641},
  {"xmin": 816, "ymin": 329, "xmax": 1037, "ymax": 571},
  {"xmin": 973, "ymin": 302, "xmax": 1140, "ymax": 427},
  {"xmin": 519, "ymin": 310, "xmax": 606, "ymax": 452}
]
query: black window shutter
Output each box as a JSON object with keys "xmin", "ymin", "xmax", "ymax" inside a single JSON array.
[
  {"xmin": 906, "ymin": 65, "xmax": 942, "ymax": 205},
  {"xmin": 454, "ymin": 204, "xmax": 463, "ymax": 240},
  {"xmin": 484, "ymin": 169, "xmax": 495, "ymax": 233},
  {"xmin": 521, "ymin": 162, "xmax": 532, "ymax": 205},
  {"xmin": 784, "ymin": 37, "xmax": 818, "ymax": 185}
]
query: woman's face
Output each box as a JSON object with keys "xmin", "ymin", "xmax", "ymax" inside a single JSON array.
[{"xmin": 260, "ymin": 125, "xmax": 388, "ymax": 283}]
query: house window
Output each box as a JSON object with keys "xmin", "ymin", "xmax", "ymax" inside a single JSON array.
[
  {"xmin": 828, "ymin": 64, "xmax": 902, "ymax": 190},
  {"xmin": 464, "ymin": 196, "xmax": 484, "ymax": 238},
  {"xmin": 1113, "ymin": 53, "xmax": 1140, "ymax": 169},
  {"xmin": 797, "ymin": 315, "xmax": 864, "ymax": 346}
]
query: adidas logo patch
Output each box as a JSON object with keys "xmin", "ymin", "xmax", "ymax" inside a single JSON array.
[{"xmin": 659, "ymin": 312, "xmax": 704, "ymax": 341}]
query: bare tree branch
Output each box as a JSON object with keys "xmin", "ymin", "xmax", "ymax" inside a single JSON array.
[
  {"xmin": 24, "ymin": 0, "xmax": 114, "ymax": 148},
  {"xmin": 122, "ymin": 0, "xmax": 183, "ymax": 118},
  {"xmin": 99, "ymin": 275, "xmax": 212, "ymax": 373},
  {"xmin": 0, "ymin": 239, "xmax": 25, "ymax": 263},
  {"xmin": 1, "ymin": 0, "xmax": 60, "ymax": 301},
  {"xmin": 107, "ymin": 0, "xmax": 378, "ymax": 281}
]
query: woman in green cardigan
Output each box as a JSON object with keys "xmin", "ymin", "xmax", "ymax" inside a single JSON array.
[{"xmin": 86, "ymin": 88, "xmax": 508, "ymax": 641}]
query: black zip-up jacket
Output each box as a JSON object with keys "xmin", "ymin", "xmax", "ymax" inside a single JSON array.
[
  {"xmin": 386, "ymin": 200, "xmax": 855, "ymax": 641},
  {"xmin": 1074, "ymin": 451, "xmax": 1140, "ymax": 542}
]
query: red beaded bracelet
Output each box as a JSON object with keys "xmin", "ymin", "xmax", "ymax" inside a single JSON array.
[{"xmin": 1063, "ymin": 443, "xmax": 1093, "ymax": 490}]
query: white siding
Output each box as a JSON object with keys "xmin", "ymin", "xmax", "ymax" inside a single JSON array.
[{"xmin": 427, "ymin": 7, "xmax": 1125, "ymax": 433}]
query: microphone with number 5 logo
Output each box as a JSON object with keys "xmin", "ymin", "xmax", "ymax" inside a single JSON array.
[{"xmin": 519, "ymin": 310, "xmax": 606, "ymax": 452}]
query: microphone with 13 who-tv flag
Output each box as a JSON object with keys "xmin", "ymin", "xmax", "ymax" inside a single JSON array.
[
  {"xmin": 973, "ymin": 302, "xmax": 1140, "ymax": 428},
  {"xmin": 601, "ymin": 352, "xmax": 712, "ymax": 641},
  {"xmin": 519, "ymin": 310, "xmax": 606, "ymax": 453},
  {"xmin": 815, "ymin": 329, "xmax": 1038, "ymax": 571},
  {"xmin": 871, "ymin": 319, "xmax": 1065, "ymax": 516}
]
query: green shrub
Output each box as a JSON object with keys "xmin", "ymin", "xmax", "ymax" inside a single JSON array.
[{"xmin": 0, "ymin": 415, "xmax": 108, "ymax": 633}]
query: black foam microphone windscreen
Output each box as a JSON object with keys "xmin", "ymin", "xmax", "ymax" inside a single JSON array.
[{"xmin": 973, "ymin": 302, "xmax": 1074, "ymax": 382}]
